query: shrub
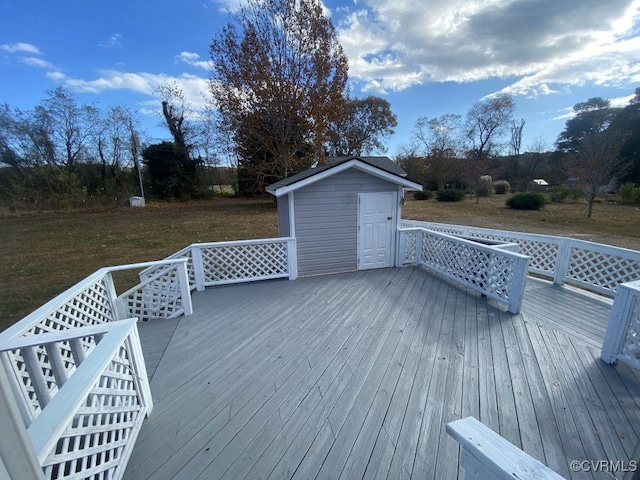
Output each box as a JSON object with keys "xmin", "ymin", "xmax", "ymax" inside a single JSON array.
[
  {"xmin": 506, "ymin": 192, "xmax": 547, "ymax": 210},
  {"xmin": 413, "ymin": 189, "xmax": 433, "ymax": 200},
  {"xmin": 436, "ymin": 189, "xmax": 465, "ymax": 202},
  {"xmin": 477, "ymin": 175, "xmax": 494, "ymax": 197},
  {"xmin": 493, "ymin": 180, "xmax": 511, "ymax": 194},
  {"xmin": 618, "ymin": 182, "xmax": 640, "ymax": 204}
]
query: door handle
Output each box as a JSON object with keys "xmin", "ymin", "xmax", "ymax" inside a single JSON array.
[{"xmin": 387, "ymin": 217, "xmax": 393, "ymax": 220}]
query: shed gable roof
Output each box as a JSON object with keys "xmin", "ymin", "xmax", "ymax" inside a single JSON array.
[{"xmin": 266, "ymin": 156, "xmax": 422, "ymax": 197}]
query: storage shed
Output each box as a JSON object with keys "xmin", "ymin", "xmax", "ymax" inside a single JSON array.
[{"xmin": 266, "ymin": 156, "xmax": 422, "ymax": 277}]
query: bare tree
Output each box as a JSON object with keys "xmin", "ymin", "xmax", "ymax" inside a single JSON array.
[
  {"xmin": 570, "ymin": 129, "xmax": 625, "ymax": 217},
  {"xmin": 509, "ymin": 118, "xmax": 525, "ymax": 156},
  {"xmin": 465, "ymin": 93, "xmax": 515, "ymax": 163},
  {"xmin": 413, "ymin": 114, "xmax": 463, "ymax": 190},
  {"xmin": 36, "ymin": 87, "xmax": 100, "ymax": 172},
  {"xmin": 209, "ymin": 0, "xmax": 348, "ymax": 192}
]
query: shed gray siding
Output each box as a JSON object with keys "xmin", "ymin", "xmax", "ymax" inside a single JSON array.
[
  {"xmin": 277, "ymin": 195, "xmax": 290, "ymax": 237},
  {"xmin": 294, "ymin": 168, "xmax": 398, "ymax": 277}
]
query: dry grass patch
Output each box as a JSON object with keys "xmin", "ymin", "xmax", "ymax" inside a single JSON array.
[
  {"xmin": 403, "ymin": 194, "xmax": 640, "ymax": 250},
  {"xmin": 0, "ymin": 198, "xmax": 278, "ymax": 330}
]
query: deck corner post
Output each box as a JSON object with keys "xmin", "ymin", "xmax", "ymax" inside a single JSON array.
[
  {"xmin": 191, "ymin": 245, "xmax": 206, "ymax": 292},
  {"xmin": 601, "ymin": 283, "xmax": 634, "ymax": 364},
  {"xmin": 553, "ymin": 238, "xmax": 572, "ymax": 285},
  {"xmin": 177, "ymin": 259, "xmax": 193, "ymax": 316},
  {"xmin": 508, "ymin": 255, "xmax": 530, "ymax": 314},
  {"xmin": 287, "ymin": 238, "xmax": 298, "ymax": 280}
]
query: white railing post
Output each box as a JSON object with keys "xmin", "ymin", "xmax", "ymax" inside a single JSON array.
[
  {"xmin": 553, "ymin": 238, "xmax": 571, "ymax": 285},
  {"xmin": 104, "ymin": 270, "xmax": 127, "ymax": 320},
  {"xmin": 191, "ymin": 245, "xmax": 206, "ymax": 292},
  {"xmin": 601, "ymin": 280, "xmax": 640, "ymax": 367},
  {"xmin": 126, "ymin": 324, "xmax": 154, "ymax": 414},
  {"xmin": 177, "ymin": 260, "xmax": 193, "ymax": 316},
  {"xmin": 0, "ymin": 366, "xmax": 44, "ymax": 480},
  {"xmin": 415, "ymin": 229, "xmax": 423, "ymax": 265},
  {"xmin": 287, "ymin": 238, "xmax": 298, "ymax": 280},
  {"xmin": 396, "ymin": 229, "xmax": 405, "ymax": 267},
  {"xmin": 508, "ymin": 255, "xmax": 530, "ymax": 314}
]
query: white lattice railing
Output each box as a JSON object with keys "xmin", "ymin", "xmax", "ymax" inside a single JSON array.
[
  {"xmin": 0, "ymin": 319, "xmax": 152, "ymax": 480},
  {"xmin": 141, "ymin": 237, "xmax": 298, "ymax": 291},
  {"xmin": 398, "ymin": 227, "xmax": 529, "ymax": 314},
  {"xmin": 601, "ymin": 280, "xmax": 640, "ymax": 369},
  {"xmin": 400, "ymin": 220, "xmax": 640, "ymax": 298},
  {"xmin": 0, "ymin": 258, "xmax": 192, "ymax": 480}
]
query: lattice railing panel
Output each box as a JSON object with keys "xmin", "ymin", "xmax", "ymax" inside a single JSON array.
[
  {"xmin": 402, "ymin": 230, "xmax": 417, "ymax": 264},
  {"xmin": 41, "ymin": 335, "xmax": 146, "ymax": 480},
  {"xmin": 25, "ymin": 278, "xmax": 115, "ymax": 337},
  {"xmin": 621, "ymin": 296, "xmax": 640, "ymax": 365},
  {"xmin": 7, "ymin": 340, "xmax": 88, "ymax": 419},
  {"xmin": 420, "ymin": 233, "xmax": 518, "ymax": 302},
  {"xmin": 123, "ymin": 266, "xmax": 184, "ymax": 321},
  {"xmin": 566, "ymin": 246, "xmax": 640, "ymax": 295},
  {"xmin": 469, "ymin": 233, "xmax": 559, "ymax": 274},
  {"xmin": 199, "ymin": 241, "xmax": 289, "ymax": 284}
]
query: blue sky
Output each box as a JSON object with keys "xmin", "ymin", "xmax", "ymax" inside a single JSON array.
[{"xmin": 1, "ymin": 0, "xmax": 639, "ymax": 157}]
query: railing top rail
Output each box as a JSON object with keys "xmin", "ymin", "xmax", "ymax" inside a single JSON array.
[
  {"xmin": 0, "ymin": 319, "xmax": 137, "ymax": 352},
  {"xmin": 398, "ymin": 227, "xmax": 530, "ymax": 260},
  {"xmin": 104, "ymin": 257, "xmax": 188, "ymax": 272},
  {"xmin": 402, "ymin": 219, "xmax": 640, "ymax": 257},
  {"xmin": 190, "ymin": 237, "xmax": 294, "ymax": 249},
  {"xmin": 0, "ymin": 258, "xmax": 189, "ymax": 342}
]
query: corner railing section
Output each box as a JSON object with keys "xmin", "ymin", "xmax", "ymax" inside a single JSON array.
[
  {"xmin": 601, "ymin": 280, "xmax": 640, "ymax": 369},
  {"xmin": 398, "ymin": 227, "xmax": 529, "ymax": 314},
  {"xmin": 400, "ymin": 219, "xmax": 640, "ymax": 298},
  {"xmin": 142, "ymin": 237, "xmax": 298, "ymax": 291},
  {"xmin": 0, "ymin": 319, "xmax": 152, "ymax": 480},
  {"xmin": 0, "ymin": 258, "xmax": 191, "ymax": 480}
]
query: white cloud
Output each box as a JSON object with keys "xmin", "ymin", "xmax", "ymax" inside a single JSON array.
[
  {"xmin": 1, "ymin": 42, "xmax": 41, "ymax": 54},
  {"xmin": 175, "ymin": 51, "xmax": 211, "ymax": 70},
  {"xmin": 337, "ymin": 0, "xmax": 640, "ymax": 96},
  {"xmin": 19, "ymin": 56, "xmax": 55, "ymax": 69},
  {"xmin": 47, "ymin": 69, "xmax": 212, "ymax": 111},
  {"xmin": 99, "ymin": 33, "xmax": 123, "ymax": 48}
]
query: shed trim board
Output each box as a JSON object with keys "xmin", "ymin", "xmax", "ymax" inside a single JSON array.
[
  {"xmin": 266, "ymin": 158, "xmax": 422, "ymax": 197},
  {"xmin": 357, "ymin": 192, "xmax": 397, "ymax": 270}
]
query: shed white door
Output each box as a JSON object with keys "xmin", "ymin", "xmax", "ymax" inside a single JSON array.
[{"xmin": 358, "ymin": 192, "xmax": 396, "ymax": 270}]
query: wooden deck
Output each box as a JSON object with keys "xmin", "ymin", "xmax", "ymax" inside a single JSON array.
[{"xmin": 127, "ymin": 267, "xmax": 640, "ymax": 480}]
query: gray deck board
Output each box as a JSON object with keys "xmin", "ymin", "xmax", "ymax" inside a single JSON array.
[{"xmin": 126, "ymin": 267, "xmax": 640, "ymax": 480}]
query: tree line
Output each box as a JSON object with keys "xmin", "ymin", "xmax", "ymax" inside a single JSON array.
[
  {"xmin": 397, "ymin": 88, "xmax": 640, "ymax": 216},
  {"xmin": 1, "ymin": 0, "xmax": 639, "ymax": 214}
]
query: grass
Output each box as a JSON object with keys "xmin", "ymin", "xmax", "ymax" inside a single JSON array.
[
  {"xmin": 0, "ymin": 198, "xmax": 278, "ymax": 331},
  {"xmin": 2, "ymin": 193, "xmax": 639, "ymax": 332},
  {"xmin": 403, "ymin": 194, "xmax": 640, "ymax": 250}
]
